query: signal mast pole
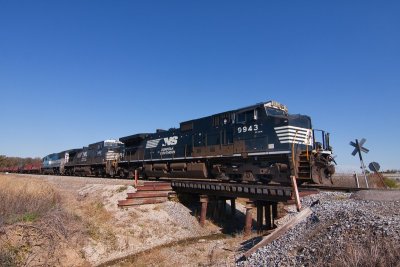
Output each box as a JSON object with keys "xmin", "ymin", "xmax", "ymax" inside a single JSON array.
[{"xmin": 355, "ymin": 139, "xmax": 369, "ymax": 188}]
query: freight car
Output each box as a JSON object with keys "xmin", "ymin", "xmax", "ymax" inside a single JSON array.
[
  {"xmin": 21, "ymin": 163, "xmax": 42, "ymax": 174},
  {"xmin": 117, "ymin": 101, "xmax": 335, "ymax": 185}
]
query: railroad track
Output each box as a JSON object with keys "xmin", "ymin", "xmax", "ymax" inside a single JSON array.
[
  {"xmin": 159, "ymin": 177, "xmax": 391, "ymax": 194},
  {"xmin": 298, "ymin": 184, "xmax": 393, "ymax": 192}
]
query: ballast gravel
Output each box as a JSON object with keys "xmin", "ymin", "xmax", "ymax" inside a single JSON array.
[{"xmin": 238, "ymin": 191, "xmax": 400, "ymax": 266}]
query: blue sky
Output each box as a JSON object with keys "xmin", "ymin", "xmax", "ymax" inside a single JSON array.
[{"xmin": 0, "ymin": 1, "xmax": 399, "ymax": 172}]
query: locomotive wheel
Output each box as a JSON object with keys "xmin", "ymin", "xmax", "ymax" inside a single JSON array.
[
  {"xmin": 312, "ymin": 166, "xmax": 333, "ymax": 185},
  {"xmin": 311, "ymin": 167, "xmax": 323, "ymax": 184},
  {"xmin": 216, "ymin": 172, "xmax": 230, "ymax": 181}
]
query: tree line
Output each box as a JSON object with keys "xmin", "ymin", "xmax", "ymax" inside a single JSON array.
[
  {"xmin": 0, "ymin": 155, "xmax": 42, "ymax": 168},
  {"xmin": 383, "ymin": 169, "xmax": 400, "ymax": 174}
]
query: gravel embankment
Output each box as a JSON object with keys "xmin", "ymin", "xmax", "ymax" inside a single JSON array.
[{"xmin": 239, "ymin": 191, "xmax": 400, "ymax": 266}]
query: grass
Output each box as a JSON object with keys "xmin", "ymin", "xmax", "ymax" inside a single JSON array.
[
  {"xmin": 75, "ymin": 197, "xmax": 121, "ymax": 252},
  {"xmin": 0, "ymin": 246, "xmax": 18, "ymax": 267},
  {"xmin": 314, "ymin": 235, "xmax": 400, "ymax": 267},
  {"xmin": 116, "ymin": 185, "xmax": 128, "ymax": 193},
  {"xmin": 80, "ymin": 200, "xmax": 113, "ymax": 241},
  {"xmin": 21, "ymin": 212, "xmax": 39, "ymax": 222},
  {"xmin": 0, "ymin": 175, "xmax": 87, "ymax": 266},
  {"xmin": 0, "ymin": 176, "xmax": 60, "ymax": 225},
  {"xmin": 383, "ymin": 177, "xmax": 399, "ymax": 188}
]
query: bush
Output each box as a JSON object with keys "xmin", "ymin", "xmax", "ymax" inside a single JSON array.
[{"xmin": 384, "ymin": 177, "xmax": 399, "ymax": 188}]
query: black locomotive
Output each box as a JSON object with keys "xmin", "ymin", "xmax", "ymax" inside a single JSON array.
[
  {"xmin": 118, "ymin": 101, "xmax": 335, "ymax": 184},
  {"xmin": 64, "ymin": 140, "xmax": 125, "ymax": 177},
  {"xmin": 40, "ymin": 101, "xmax": 335, "ymax": 185}
]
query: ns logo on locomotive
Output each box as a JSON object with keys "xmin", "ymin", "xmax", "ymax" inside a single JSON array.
[{"xmin": 41, "ymin": 101, "xmax": 335, "ymax": 185}]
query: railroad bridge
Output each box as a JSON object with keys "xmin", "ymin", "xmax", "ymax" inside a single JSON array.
[
  {"xmin": 171, "ymin": 179, "xmax": 300, "ymax": 234},
  {"xmin": 119, "ymin": 173, "xmax": 304, "ymax": 235}
]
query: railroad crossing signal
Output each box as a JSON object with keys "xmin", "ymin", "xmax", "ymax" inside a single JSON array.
[
  {"xmin": 350, "ymin": 138, "xmax": 369, "ymax": 159},
  {"xmin": 350, "ymin": 138, "xmax": 369, "ymax": 188}
]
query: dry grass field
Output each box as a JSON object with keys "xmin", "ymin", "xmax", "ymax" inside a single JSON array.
[
  {"xmin": 0, "ymin": 176, "xmax": 60, "ymax": 224},
  {"xmin": 332, "ymin": 172, "xmax": 399, "ymax": 188},
  {"xmin": 313, "ymin": 235, "xmax": 400, "ymax": 267},
  {"xmin": 0, "ymin": 174, "xmax": 222, "ymax": 266},
  {"xmin": 0, "ymin": 175, "xmax": 89, "ymax": 266}
]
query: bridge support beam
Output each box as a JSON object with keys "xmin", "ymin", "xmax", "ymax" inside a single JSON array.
[
  {"xmin": 230, "ymin": 198, "xmax": 236, "ymax": 217},
  {"xmin": 265, "ymin": 203, "xmax": 272, "ymax": 229},
  {"xmin": 257, "ymin": 201, "xmax": 264, "ymax": 232},
  {"xmin": 272, "ymin": 202, "xmax": 278, "ymax": 227},
  {"xmin": 134, "ymin": 169, "xmax": 138, "ymax": 187},
  {"xmin": 244, "ymin": 201, "xmax": 255, "ymax": 236},
  {"xmin": 219, "ymin": 198, "xmax": 227, "ymax": 219},
  {"xmin": 199, "ymin": 195, "xmax": 208, "ymax": 227}
]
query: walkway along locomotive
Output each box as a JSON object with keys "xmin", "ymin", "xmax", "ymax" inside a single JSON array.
[{"xmin": 117, "ymin": 101, "xmax": 335, "ymax": 184}]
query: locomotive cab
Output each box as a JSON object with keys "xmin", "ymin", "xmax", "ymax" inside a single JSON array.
[{"xmin": 256, "ymin": 101, "xmax": 335, "ymax": 184}]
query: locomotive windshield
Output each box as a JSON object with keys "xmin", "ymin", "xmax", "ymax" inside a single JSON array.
[
  {"xmin": 104, "ymin": 140, "xmax": 124, "ymax": 148},
  {"xmin": 264, "ymin": 101, "xmax": 288, "ymax": 116},
  {"xmin": 265, "ymin": 108, "xmax": 286, "ymax": 116}
]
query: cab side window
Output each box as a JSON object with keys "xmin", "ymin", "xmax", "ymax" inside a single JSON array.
[
  {"xmin": 236, "ymin": 110, "xmax": 256, "ymax": 123},
  {"xmin": 237, "ymin": 112, "xmax": 246, "ymax": 123}
]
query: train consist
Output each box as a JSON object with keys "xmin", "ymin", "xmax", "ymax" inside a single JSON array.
[{"xmin": 1, "ymin": 101, "xmax": 335, "ymax": 185}]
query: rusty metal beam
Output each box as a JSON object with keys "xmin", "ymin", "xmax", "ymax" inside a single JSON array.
[
  {"xmin": 291, "ymin": 175, "xmax": 301, "ymax": 211},
  {"xmin": 244, "ymin": 201, "xmax": 255, "ymax": 236},
  {"xmin": 199, "ymin": 195, "xmax": 208, "ymax": 227},
  {"xmin": 136, "ymin": 184, "xmax": 173, "ymax": 191},
  {"xmin": 126, "ymin": 191, "xmax": 171, "ymax": 199},
  {"xmin": 134, "ymin": 169, "xmax": 138, "ymax": 187}
]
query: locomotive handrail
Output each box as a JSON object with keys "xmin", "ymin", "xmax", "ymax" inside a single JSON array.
[{"xmin": 292, "ymin": 130, "xmax": 299, "ymax": 177}]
